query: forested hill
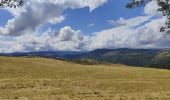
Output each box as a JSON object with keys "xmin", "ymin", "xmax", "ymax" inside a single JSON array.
[{"xmin": 70, "ymin": 48, "xmax": 170, "ymax": 69}]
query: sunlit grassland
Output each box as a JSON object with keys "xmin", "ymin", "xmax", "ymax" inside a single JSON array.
[{"xmin": 0, "ymin": 57, "xmax": 170, "ymax": 100}]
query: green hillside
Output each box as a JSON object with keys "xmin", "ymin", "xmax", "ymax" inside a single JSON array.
[{"xmin": 0, "ymin": 57, "xmax": 170, "ymax": 100}]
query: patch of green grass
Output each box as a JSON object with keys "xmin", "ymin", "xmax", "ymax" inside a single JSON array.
[{"xmin": 0, "ymin": 57, "xmax": 170, "ymax": 100}]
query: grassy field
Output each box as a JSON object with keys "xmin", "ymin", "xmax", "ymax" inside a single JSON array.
[{"xmin": 0, "ymin": 57, "xmax": 170, "ymax": 100}]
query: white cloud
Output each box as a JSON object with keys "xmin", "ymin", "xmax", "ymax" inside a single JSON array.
[
  {"xmin": 56, "ymin": 26, "xmax": 84, "ymax": 41},
  {"xmin": 77, "ymin": 0, "xmax": 107, "ymax": 11},
  {"xmin": 1, "ymin": 16, "xmax": 170, "ymax": 53},
  {"xmin": 0, "ymin": 26, "xmax": 86, "ymax": 53},
  {"xmin": 88, "ymin": 23, "xmax": 95, "ymax": 27},
  {"xmin": 107, "ymin": 20, "xmax": 117, "ymax": 26},
  {"xmin": 107, "ymin": 16, "xmax": 152, "ymax": 27},
  {"xmin": 0, "ymin": 0, "xmax": 107, "ymax": 35},
  {"xmin": 48, "ymin": 16, "xmax": 65, "ymax": 24},
  {"xmin": 88, "ymin": 16, "xmax": 170, "ymax": 50},
  {"xmin": 144, "ymin": 1, "xmax": 161, "ymax": 16}
]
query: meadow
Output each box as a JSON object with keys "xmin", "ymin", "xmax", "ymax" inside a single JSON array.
[{"xmin": 0, "ymin": 57, "xmax": 170, "ymax": 100}]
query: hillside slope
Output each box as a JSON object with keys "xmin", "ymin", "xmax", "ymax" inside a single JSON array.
[
  {"xmin": 1, "ymin": 48, "xmax": 170, "ymax": 69},
  {"xmin": 72, "ymin": 48, "xmax": 170, "ymax": 69},
  {"xmin": 0, "ymin": 57, "xmax": 170, "ymax": 99}
]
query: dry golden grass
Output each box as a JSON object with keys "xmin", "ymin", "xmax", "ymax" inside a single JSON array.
[{"xmin": 0, "ymin": 57, "xmax": 170, "ymax": 100}]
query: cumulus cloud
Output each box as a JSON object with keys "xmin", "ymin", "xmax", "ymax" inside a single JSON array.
[
  {"xmin": 0, "ymin": 0, "xmax": 107, "ymax": 35},
  {"xmin": 1, "ymin": 15, "xmax": 170, "ymax": 53},
  {"xmin": 56, "ymin": 26, "xmax": 84, "ymax": 41},
  {"xmin": 0, "ymin": 26, "xmax": 86, "ymax": 53},
  {"xmin": 144, "ymin": 1, "xmax": 160, "ymax": 16},
  {"xmin": 88, "ymin": 16, "xmax": 170, "ymax": 50}
]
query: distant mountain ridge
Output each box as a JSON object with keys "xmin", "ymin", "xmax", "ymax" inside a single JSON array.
[
  {"xmin": 0, "ymin": 48, "xmax": 170, "ymax": 69},
  {"xmin": 0, "ymin": 51, "xmax": 86, "ymax": 59}
]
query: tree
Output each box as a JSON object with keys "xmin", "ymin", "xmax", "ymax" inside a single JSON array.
[
  {"xmin": 127, "ymin": 0, "xmax": 170, "ymax": 33},
  {"xmin": 0, "ymin": 0, "xmax": 23, "ymax": 8}
]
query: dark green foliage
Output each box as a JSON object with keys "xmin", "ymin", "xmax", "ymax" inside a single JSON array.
[
  {"xmin": 126, "ymin": 0, "xmax": 152, "ymax": 8},
  {"xmin": 73, "ymin": 58, "xmax": 100, "ymax": 65},
  {"xmin": 150, "ymin": 50, "xmax": 170, "ymax": 68},
  {"xmin": 0, "ymin": 0, "xmax": 23, "ymax": 8}
]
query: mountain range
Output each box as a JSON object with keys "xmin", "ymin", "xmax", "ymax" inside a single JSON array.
[{"xmin": 1, "ymin": 48, "xmax": 170, "ymax": 69}]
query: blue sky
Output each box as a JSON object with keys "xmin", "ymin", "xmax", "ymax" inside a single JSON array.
[
  {"xmin": 50, "ymin": 0, "xmax": 144, "ymax": 35},
  {"xmin": 0, "ymin": 9, "xmax": 12, "ymax": 26},
  {"xmin": 0, "ymin": 0, "xmax": 169, "ymax": 53},
  {"xmin": 0, "ymin": 0, "xmax": 143, "ymax": 35}
]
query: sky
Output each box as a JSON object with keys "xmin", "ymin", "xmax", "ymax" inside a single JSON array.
[{"xmin": 0, "ymin": 0, "xmax": 169, "ymax": 53}]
